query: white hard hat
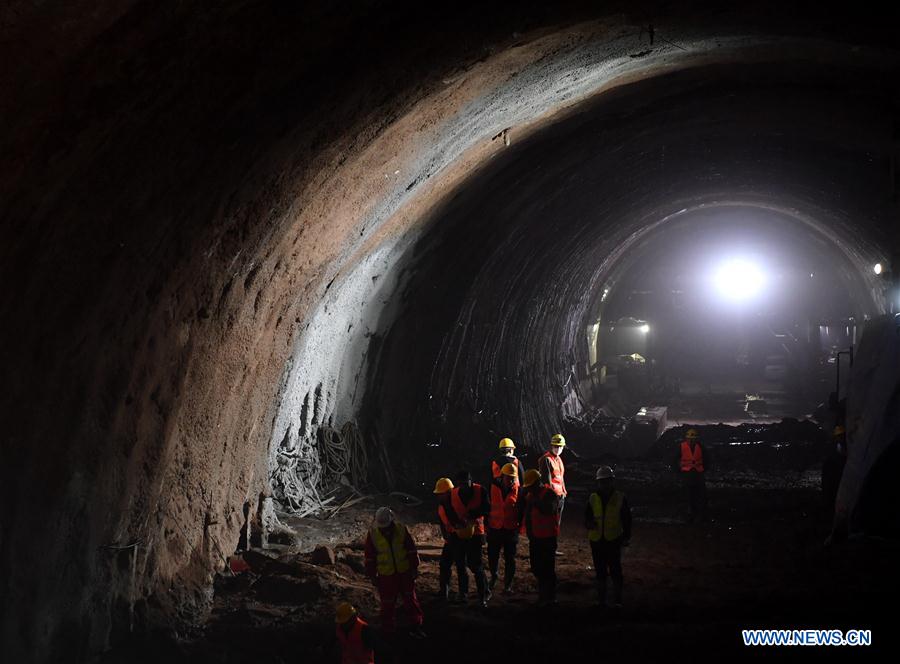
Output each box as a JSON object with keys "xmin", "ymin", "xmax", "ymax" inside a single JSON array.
[
  {"xmin": 375, "ymin": 506, "xmax": 394, "ymax": 527},
  {"xmin": 595, "ymin": 465, "xmax": 615, "ymax": 480}
]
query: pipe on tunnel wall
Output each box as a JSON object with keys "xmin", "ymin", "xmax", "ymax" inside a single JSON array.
[{"xmin": 2, "ymin": 4, "xmax": 900, "ymax": 661}]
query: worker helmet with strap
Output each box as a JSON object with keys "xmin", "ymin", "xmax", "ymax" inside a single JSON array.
[{"xmin": 499, "ymin": 437, "xmax": 515, "ymax": 450}]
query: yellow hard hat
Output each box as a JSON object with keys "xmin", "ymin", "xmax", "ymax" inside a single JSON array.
[
  {"xmin": 433, "ymin": 477, "xmax": 454, "ymax": 494},
  {"xmin": 500, "ymin": 462, "xmax": 518, "ymax": 477},
  {"xmin": 833, "ymin": 425, "xmax": 846, "ymax": 437},
  {"xmin": 685, "ymin": 429, "xmax": 699, "ymax": 439},
  {"xmin": 550, "ymin": 433, "xmax": 566, "ymax": 447},
  {"xmin": 522, "ymin": 469, "xmax": 541, "ymax": 487},
  {"xmin": 499, "ymin": 437, "xmax": 516, "ymax": 450},
  {"xmin": 335, "ymin": 601, "xmax": 357, "ymax": 624}
]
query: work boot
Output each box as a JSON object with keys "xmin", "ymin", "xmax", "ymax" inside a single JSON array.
[{"xmin": 611, "ymin": 578, "xmax": 623, "ymax": 609}]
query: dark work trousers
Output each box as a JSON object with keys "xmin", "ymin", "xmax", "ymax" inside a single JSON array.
[
  {"xmin": 528, "ymin": 536, "xmax": 558, "ymax": 603},
  {"xmin": 486, "ymin": 528, "xmax": 518, "ymax": 588},
  {"xmin": 455, "ymin": 535, "xmax": 487, "ymax": 599},
  {"xmin": 682, "ymin": 472, "xmax": 707, "ymax": 521},
  {"xmin": 590, "ymin": 540, "xmax": 623, "ymax": 605},
  {"xmin": 439, "ymin": 535, "xmax": 467, "ymax": 594}
]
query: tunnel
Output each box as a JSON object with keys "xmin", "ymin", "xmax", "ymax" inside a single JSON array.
[{"xmin": 3, "ymin": 2, "xmax": 900, "ymax": 662}]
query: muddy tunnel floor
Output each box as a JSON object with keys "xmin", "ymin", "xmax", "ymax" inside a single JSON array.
[{"xmin": 100, "ymin": 459, "xmax": 899, "ymax": 663}]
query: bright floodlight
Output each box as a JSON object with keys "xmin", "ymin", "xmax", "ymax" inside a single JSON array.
[
  {"xmin": 874, "ymin": 263, "xmax": 883, "ymax": 275},
  {"xmin": 639, "ymin": 324, "xmax": 650, "ymax": 334},
  {"xmin": 713, "ymin": 258, "xmax": 766, "ymax": 302}
]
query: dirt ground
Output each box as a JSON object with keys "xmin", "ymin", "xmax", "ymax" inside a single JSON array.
[{"xmin": 103, "ymin": 457, "xmax": 900, "ymax": 663}]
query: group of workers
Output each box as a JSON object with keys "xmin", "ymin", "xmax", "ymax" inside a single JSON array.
[{"xmin": 335, "ymin": 428, "xmax": 710, "ymax": 661}]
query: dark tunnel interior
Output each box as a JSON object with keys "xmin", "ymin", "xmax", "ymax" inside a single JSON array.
[{"xmin": 2, "ymin": 2, "xmax": 900, "ymax": 663}]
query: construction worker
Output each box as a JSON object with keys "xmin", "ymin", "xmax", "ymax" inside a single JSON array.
[
  {"xmin": 450, "ymin": 470, "xmax": 491, "ymax": 607},
  {"xmin": 487, "ymin": 462, "xmax": 522, "ymax": 594},
  {"xmin": 334, "ymin": 602, "xmax": 375, "ymax": 664},
  {"xmin": 490, "ymin": 437, "xmax": 526, "ymax": 489},
  {"xmin": 584, "ymin": 465, "xmax": 632, "ymax": 608},
  {"xmin": 363, "ymin": 507, "xmax": 425, "ymax": 638},
  {"xmin": 434, "ymin": 477, "xmax": 466, "ymax": 600},
  {"xmin": 521, "ymin": 468, "xmax": 560, "ymax": 606},
  {"xmin": 538, "ymin": 433, "xmax": 567, "ymax": 553},
  {"xmin": 675, "ymin": 428, "xmax": 708, "ymax": 522}
]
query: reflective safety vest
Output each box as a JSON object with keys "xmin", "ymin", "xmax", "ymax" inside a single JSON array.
[
  {"xmin": 336, "ymin": 617, "xmax": 374, "ymax": 664},
  {"xmin": 450, "ymin": 484, "xmax": 486, "ymax": 537},
  {"xmin": 489, "ymin": 483, "xmax": 520, "ymax": 531},
  {"xmin": 587, "ymin": 490, "xmax": 625, "ymax": 542},
  {"xmin": 540, "ymin": 451, "xmax": 566, "ymax": 496},
  {"xmin": 526, "ymin": 487, "xmax": 560, "ymax": 539},
  {"xmin": 680, "ymin": 441, "xmax": 704, "ymax": 472},
  {"xmin": 370, "ymin": 524, "xmax": 412, "ymax": 575},
  {"xmin": 437, "ymin": 503, "xmax": 455, "ymax": 539}
]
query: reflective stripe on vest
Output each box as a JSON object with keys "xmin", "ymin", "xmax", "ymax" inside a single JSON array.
[
  {"xmin": 450, "ymin": 484, "xmax": 486, "ymax": 536},
  {"xmin": 336, "ymin": 617, "xmax": 374, "ymax": 664},
  {"xmin": 489, "ymin": 483, "xmax": 520, "ymax": 530},
  {"xmin": 541, "ymin": 452, "xmax": 566, "ymax": 496},
  {"xmin": 587, "ymin": 490, "xmax": 624, "ymax": 542},
  {"xmin": 527, "ymin": 487, "xmax": 560, "ymax": 538},
  {"xmin": 370, "ymin": 524, "xmax": 411, "ymax": 575},
  {"xmin": 680, "ymin": 441, "xmax": 704, "ymax": 472}
]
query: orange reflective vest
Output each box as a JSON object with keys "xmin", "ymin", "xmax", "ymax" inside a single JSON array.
[
  {"xmin": 489, "ymin": 483, "xmax": 520, "ymax": 531},
  {"xmin": 450, "ymin": 484, "xmax": 486, "ymax": 536},
  {"xmin": 526, "ymin": 487, "xmax": 560, "ymax": 539},
  {"xmin": 336, "ymin": 617, "xmax": 374, "ymax": 664},
  {"xmin": 540, "ymin": 451, "xmax": 566, "ymax": 496},
  {"xmin": 680, "ymin": 441, "xmax": 704, "ymax": 472}
]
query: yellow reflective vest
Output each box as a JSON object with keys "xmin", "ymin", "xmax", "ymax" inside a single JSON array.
[
  {"xmin": 370, "ymin": 524, "xmax": 412, "ymax": 575},
  {"xmin": 587, "ymin": 490, "xmax": 624, "ymax": 542}
]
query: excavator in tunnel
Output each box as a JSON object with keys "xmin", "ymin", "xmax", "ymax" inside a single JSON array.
[{"xmin": 2, "ymin": 1, "xmax": 900, "ymax": 662}]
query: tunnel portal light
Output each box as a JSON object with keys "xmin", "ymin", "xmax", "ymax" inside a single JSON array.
[
  {"xmin": 639, "ymin": 324, "xmax": 650, "ymax": 334},
  {"xmin": 874, "ymin": 263, "xmax": 883, "ymax": 275},
  {"xmin": 712, "ymin": 258, "xmax": 766, "ymax": 302}
]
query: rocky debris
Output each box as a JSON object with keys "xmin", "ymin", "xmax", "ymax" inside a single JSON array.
[
  {"xmin": 310, "ymin": 545, "xmax": 336, "ymax": 566},
  {"xmin": 339, "ymin": 550, "xmax": 366, "ymax": 574},
  {"xmin": 407, "ymin": 522, "xmax": 440, "ymax": 543},
  {"xmin": 252, "ymin": 574, "xmax": 324, "ymax": 605}
]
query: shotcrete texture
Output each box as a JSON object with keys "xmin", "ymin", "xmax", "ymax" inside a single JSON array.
[{"xmin": 1, "ymin": 1, "xmax": 899, "ymax": 661}]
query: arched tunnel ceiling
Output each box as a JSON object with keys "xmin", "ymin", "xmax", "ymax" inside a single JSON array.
[{"xmin": 2, "ymin": 2, "xmax": 900, "ymax": 660}]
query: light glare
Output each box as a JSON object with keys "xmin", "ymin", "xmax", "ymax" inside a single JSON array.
[
  {"xmin": 874, "ymin": 263, "xmax": 883, "ymax": 275},
  {"xmin": 639, "ymin": 324, "xmax": 650, "ymax": 334},
  {"xmin": 713, "ymin": 258, "xmax": 766, "ymax": 302}
]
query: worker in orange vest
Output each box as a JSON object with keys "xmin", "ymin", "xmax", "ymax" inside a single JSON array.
[
  {"xmin": 487, "ymin": 462, "xmax": 522, "ymax": 594},
  {"xmin": 521, "ymin": 468, "xmax": 560, "ymax": 606},
  {"xmin": 490, "ymin": 437, "xmax": 526, "ymax": 488},
  {"xmin": 538, "ymin": 433, "xmax": 567, "ymax": 553},
  {"xmin": 363, "ymin": 507, "xmax": 425, "ymax": 638},
  {"xmin": 334, "ymin": 602, "xmax": 375, "ymax": 664},
  {"xmin": 674, "ymin": 428, "xmax": 709, "ymax": 522},
  {"xmin": 433, "ymin": 477, "xmax": 466, "ymax": 601},
  {"xmin": 450, "ymin": 470, "xmax": 491, "ymax": 607}
]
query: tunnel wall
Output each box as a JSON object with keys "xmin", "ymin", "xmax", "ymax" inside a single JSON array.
[{"xmin": 838, "ymin": 313, "xmax": 900, "ymax": 535}]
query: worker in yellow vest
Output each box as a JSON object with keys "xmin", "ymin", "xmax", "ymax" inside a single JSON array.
[
  {"xmin": 674, "ymin": 428, "xmax": 709, "ymax": 522},
  {"xmin": 363, "ymin": 507, "xmax": 425, "ymax": 638},
  {"xmin": 584, "ymin": 465, "xmax": 631, "ymax": 608},
  {"xmin": 334, "ymin": 602, "xmax": 375, "ymax": 664}
]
